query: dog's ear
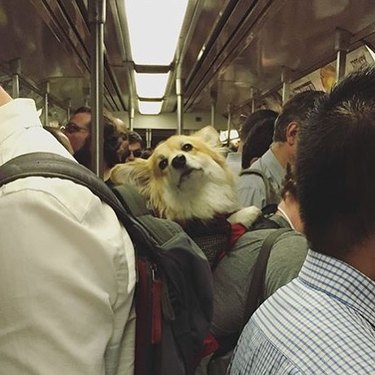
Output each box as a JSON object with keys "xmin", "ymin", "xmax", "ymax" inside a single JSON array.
[
  {"xmin": 110, "ymin": 159, "xmax": 151, "ymax": 188},
  {"xmin": 193, "ymin": 126, "xmax": 221, "ymax": 148}
]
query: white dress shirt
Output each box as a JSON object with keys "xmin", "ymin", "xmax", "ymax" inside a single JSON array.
[{"xmin": 0, "ymin": 99, "xmax": 136, "ymax": 374}]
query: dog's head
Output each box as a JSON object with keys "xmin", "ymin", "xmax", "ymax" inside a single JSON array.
[{"xmin": 111, "ymin": 126, "xmax": 238, "ymax": 221}]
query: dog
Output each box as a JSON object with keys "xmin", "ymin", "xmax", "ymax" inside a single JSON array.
[
  {"xmin": 110, "ymin": 126, "xmax": 259, "ymax": 225},
  {"xmin": 110, "ymin": 126, "xmax": 260, "ymax": 264}
]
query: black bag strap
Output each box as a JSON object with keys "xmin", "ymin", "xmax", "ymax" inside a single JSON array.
[
  {"xmin": 212, "ymin": 226, "xmax": 291, "ymax": 358},
  {"xmin": 242, "ymin": 227, "xmax": 291, "ymax": 326},
  {"xmin": 0, "ymin": 152, "xmax": 158, "ymax": 251},
  {"xmin": 239, "ymin": 168, "xmax": 277, "ymax": 206}
]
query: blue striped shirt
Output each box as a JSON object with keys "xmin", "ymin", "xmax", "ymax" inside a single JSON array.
[{"xmin": 229, "ymin": 250, "xmax": 375, "ymax": 374}]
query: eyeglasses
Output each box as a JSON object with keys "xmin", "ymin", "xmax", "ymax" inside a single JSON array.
[
  {"xmin": 61, "ymin": 122, "xmax": 89, "ymax": 134},
  {"xmin": 124, "ymin": 148, "xmax": 142, "ymax": 159}
]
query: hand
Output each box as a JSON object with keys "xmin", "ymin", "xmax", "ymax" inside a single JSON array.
[{"xmin": 0, "ymin": 86, "xmax": 12, "ymax": 107}]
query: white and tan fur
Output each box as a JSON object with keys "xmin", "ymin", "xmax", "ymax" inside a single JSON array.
[{"xmin": 111, "ymin": 126, "xmax": 260, "ymax": 226}]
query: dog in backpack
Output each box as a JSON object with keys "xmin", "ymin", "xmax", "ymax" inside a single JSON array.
[{"xmin": 110, "ymin": 127, "xmax": 260, "ymax": 262}]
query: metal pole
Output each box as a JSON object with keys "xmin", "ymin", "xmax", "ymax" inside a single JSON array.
[
  {"xmin": 210, "ymin": 87, "xmax": 217, "ymax": 128},
  {"xmin": 146, "ymin": 128, "xmax": 152, "ymax": 148},
  {"xmin": 66, "ymin": 99, "xmax": 71, "ymax": 121},
  {"xmin": 10, "ymin": 58, "xmax": 21, "ymax": 98},
  {"xmin": 281, "ymin": 67, "xmax": 291, "ymax": 105},
  {"xmin": 210, "ymin": 101, "xmax": 216, "ymax": 128},
  {"xmin": 335, "ymin": 28, "xmax": 351, "ymax": 82},
  {"xmin": 226, "ymin": 104, "xmax": 232, "ymax": 147},
  {"xmin": 250, "ymin": 87, "xmax": 256, "ymax": 113},
  {"xmin": 44, "ymin": 81, "xmax": 50, "ymax": 126},
  {"xmin": 176, "ymin": 77, "xmax": 184, "ymax": 135},
  {"xmin": 129, "ymin": 107, "xmax": 134, "ymax": 131},
  {"xmin": 89, "ymin": 0, "xmax": 106, "ymax": 177}
]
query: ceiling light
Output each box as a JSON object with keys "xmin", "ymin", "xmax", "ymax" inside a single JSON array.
[
  {"xmin": 134, "ymin": 73, "xmax": 169, "ymax": 98},
  {"xmin": 138, "ymin": 100, "xmax": 163, "ymax": 115},
  {"xmin": 125, "ymin": 0, "xmax": 188, "ymax": 65}
]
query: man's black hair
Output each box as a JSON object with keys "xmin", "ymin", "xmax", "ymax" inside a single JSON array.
[
  {"xmin": 240, "ymin": 110, "xmax": 278, "ymax": 142},
  {"xmin": 73, "ymin": 106, "xmax": 91, "ymax": 115},
  {"xmin": 273, "ymin": 90, "xmax": 325, "ymax": 142},
  {"xmin": 103, "ymin": 116, "xmax": 121, "ymax": 168},
  {"xmin": 242, "ymin": 112, "xmax": 277, "ymax": 169},
  {"xmin": 125, "ymin": 131, "xmax": 143, "ymax": 146},
  {"xmin": 296, "ymin": 67, "xmax": 375, "ymax": 258}
]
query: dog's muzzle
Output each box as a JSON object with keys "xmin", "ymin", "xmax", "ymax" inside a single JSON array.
[{"xmin": 172, "ymin": 154, "xmax": 186, "ymax": 169}]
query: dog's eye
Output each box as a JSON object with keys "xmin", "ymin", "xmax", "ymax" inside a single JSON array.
[
  {"xmin": 182, "ymin": 143, "xmax": 193, "ymax": 152},
  {"xmin": 159, "ymin": 159, "xmax": 168, "ymax": 170}
]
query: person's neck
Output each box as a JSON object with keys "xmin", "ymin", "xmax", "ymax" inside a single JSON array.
[
  {"xmin": 270, "ymin": 142, "xmax": 289, "ymax": 168},
  {"xmin": 276, "ymin": 200, "xmax": 295, "ymax": 229},
  {"xmin": 342, "ymin": 237, "xmax": 375, "ymax": 281}
]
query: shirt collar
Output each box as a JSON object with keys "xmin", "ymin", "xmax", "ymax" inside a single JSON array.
[
  {"xmin": 260, "ymin": 148, "xmax": 285, "ymax": 187},
  {"xmin": 0, "ymin": 99, "xmax": 42, "ymax": 146},
  {"xmin": 299, "ymin": 250, "xmax": 375, "ymax": 328}
]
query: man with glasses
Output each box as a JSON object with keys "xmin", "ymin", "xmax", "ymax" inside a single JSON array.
[
  {"xmin": 62, "ymin": 106, "xmax": 91, "ymax": 167},
  {"xmin": 117, "ymin": 131, "xmax": 144, "ymax": 163}
]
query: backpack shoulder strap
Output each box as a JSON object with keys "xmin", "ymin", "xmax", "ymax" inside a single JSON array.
[
  {"xmin": 239, "ymin": 168, "xmax": 276, "ymax": 206},
  {"xmin": 0, "ymin": 152, "xmax": 184, "ymax": 248},
  {"xmin": 112, "ymin": 184, "xmax": 184, "ymax": 245},
  {"xmin": 242, "ymin": 227, "xmax": 291, "ymax": 327},
  {"xmin": 0, "ymin": 152, "xmax": 148, "ymax": 238}
]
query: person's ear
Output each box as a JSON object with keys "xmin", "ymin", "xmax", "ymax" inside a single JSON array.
[{"xmin": 286, "ymin": 122, "xmax": 298, "ymax": 146}]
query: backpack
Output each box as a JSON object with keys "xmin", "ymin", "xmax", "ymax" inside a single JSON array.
[
  {"xmin": 0, "ymin": 152, "xmax": 214, "ymax": 375},
  {"xmin": 239, "ymin": 168, "xmax": 280, "ymax": 207}
]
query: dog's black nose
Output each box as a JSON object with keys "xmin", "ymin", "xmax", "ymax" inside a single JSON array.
[{"xmin": 172, "ymin": 154, "xmax": 186, "ymax": 169}]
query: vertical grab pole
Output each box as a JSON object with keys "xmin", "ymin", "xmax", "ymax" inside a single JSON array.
[
  {"xmin": 226, "ymin": 104, "xmax": 232, "ymax": 147},
  {"xmin": 210, "ymin": 87, "xmax": 217, "ymax": 128},
  {"xmin": 281, "ymin": 67, "xmax": 291, "ymax": 105},
  {"xmin": 335, "ymin": 28, "xmax": 351, "ymax": 82},
  {"xmin": 129, "ymin": 106, "xmax": 134, "ymax": 131},
  {"xmin": 250, "ymin": 87, "xmax": 256, "ymax": 113},
  {"xmin": 176, "ymin": 64, "xmax": 184, "ymax": 135},
  {"xmin": 44, "ymin": 81, "xmax": 50, "ymax": 126},
  {"xmin": 89, "ymin": 0, "xmax": 106, "ymax": 177},
  {"xmin": 66, "ymin": 98, "xmax": 72, "ymax": 122},
  {"xmin": 10, "ymin": 58, "xmax": 21, "ymax": 98},
  {"xmin": 146, "ymin": 128, "xmax": 152, "ymax": 148}
]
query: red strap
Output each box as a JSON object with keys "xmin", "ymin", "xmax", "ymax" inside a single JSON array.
[
  {"xmin": 229, "ymin": 223, "xmax": 247, "ymax": 246},
  {"xmin": 212, "ymin": 222, "xmax": 247, "ymax": 270},
  {"xmin": 151, "ymin": 279, "xmax": 162, "ymax": 344},
  {"xmin": 194, "ymin": 332, "xmax": 220, "ymax": 366}
]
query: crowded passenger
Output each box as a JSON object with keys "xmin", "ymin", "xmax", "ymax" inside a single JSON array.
[
  {"xmin": 237, "ymin": 91, "xmax": 324, "ymax": 209},
  {"xmin": 0, "ymin": 87, "xmax": 136, "ymax": 374},
  {"xmin": 62, "ymin": 106, "xmax": 92, "ymax": 168},
  {"xmin": 117, "ymin": 130, "xmax": 144, "ymax": 163},
  {"xmin": 201, "ymin": 165, "xmax": 307, "ymax": 374},
  {"xmin": 103, "ymin": 116, "xmax": 122, "ymax": 184},
  {"xmin": 240, "ymin": 111, "xmax": 277, "ymax": 169},
  {"xmin": 230, "ymin": 67, "xmax": 375, "ymax": 374},
  {"xmin": 227, "ymin": 110, "xmax": 278, "ymax": 175}
]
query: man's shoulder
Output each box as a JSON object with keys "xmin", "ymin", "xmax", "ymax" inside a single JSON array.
[
  {"xmin": 1, "ymin": 176, "xmax": 100, "ymax": 223},
  {"xmin": 251, "ymin": 277, "xmax": 375, "ymax": 374}
]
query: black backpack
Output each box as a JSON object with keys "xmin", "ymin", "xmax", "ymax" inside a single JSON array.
[{"xmin": 0, "ymin": 152, "xmax": 213, "ymax": 375}]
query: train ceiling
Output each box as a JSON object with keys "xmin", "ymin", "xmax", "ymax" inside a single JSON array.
[{"xmin": 0, "ymin": 0, "xmax": 374, "ymax": 126}]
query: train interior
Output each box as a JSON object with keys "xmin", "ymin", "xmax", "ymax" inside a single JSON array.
[{"xmin": 0, "ymin": 0, "xmax": 374, "ymax": 147}]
